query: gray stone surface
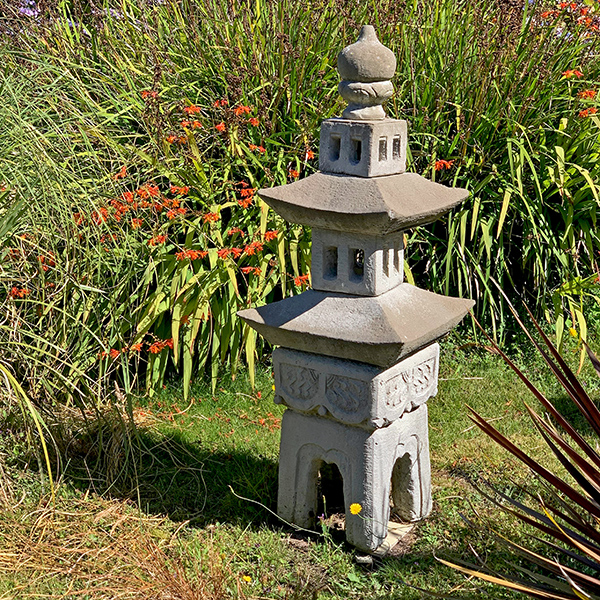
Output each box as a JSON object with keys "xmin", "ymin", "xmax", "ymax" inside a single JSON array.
[
  {"xmin": 238, "ymin": 285, "xmax": 474, "ymax": 368},
  {"xmin": 236, "ymin": 23, "xmax": 474, "ymax": 554},
  {"xmin": 277, "ymin": 405, "xmax": 432, "ymax": 552},
  {"xmin": 337, "ymin": 25, "xmax": 396, "ymax": 120},
  {"xmin": 337, "ymin": 25, "xmax": 396, "ymax": 82},
  {"xmin": 319, "ymin": 118, "xmax": 407, "ymax": 178},
  {"xmin": 258, "ymin": 171, "xmax": 469, "ymax": 235},
  {"xmin": 273, "ymin": 344, "xmax": 439, "ymax": 429},
  {"xmin": 311, "ymin": 228, "xmax": 404, "ymax": 296}
]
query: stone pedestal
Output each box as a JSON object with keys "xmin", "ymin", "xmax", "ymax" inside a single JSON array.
[{"xmin": 278, "ymin": 406, "xmax": 431, "ymax": 552}]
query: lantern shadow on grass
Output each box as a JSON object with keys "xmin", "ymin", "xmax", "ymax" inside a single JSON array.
[{"xmin": 57, "ymin": 424, "xmax": 280, "ymax": 528}]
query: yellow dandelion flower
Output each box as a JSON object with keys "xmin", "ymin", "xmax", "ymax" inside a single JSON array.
[
  {"xmin": 349, "ymin": 503, "xmax": 362, "ymax": 515},
  {"xmin": 569, "ymin": 327, "xmax": 578, "ymax": 338},
  {"xmin": 242, "ymin": 575, "xmax": 252, "ymax": 582}
]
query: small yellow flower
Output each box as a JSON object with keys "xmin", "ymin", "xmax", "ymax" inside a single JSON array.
[
  {"xmin": 242, "ymin": 575, "xmax": 252, "ymax": 583},
  {"xmin": 349, "ymin": 503, "xmax": 362, "ymax": 515},
  {"xmin": 569, "ymin": 327, "xmax": 578, "ymax": 338}
]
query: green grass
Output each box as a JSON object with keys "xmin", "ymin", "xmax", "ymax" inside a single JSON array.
[{"xmin": 3, "ymin": 335, "xmax": 596, "ymax": 599}]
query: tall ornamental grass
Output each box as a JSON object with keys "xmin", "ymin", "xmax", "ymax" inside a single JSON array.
[{"xmin": 1, "ymin": 0, "xmax": 599, "ymax": 410}]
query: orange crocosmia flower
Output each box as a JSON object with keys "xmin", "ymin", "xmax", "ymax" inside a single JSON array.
[
  {"xmin": 289, "ymin": 169, "xmax": 300, "ymax": 178},
  {"xmin": 181, "ymin": 120, "xmax": 190, "ymax": 128},
  {"xmin": 579, "ymin": 107, "xmax": 598, "ymax": 117},
  {"xmin": 170, "ymin": 185, "xmax": 190, "ymax": 195},
  {"xmin": 166, "ymin": 134, "xmax": 178, "ymax": 144},
  {"xmin": 249, "ymin": 144, "xmax": 266, "ymax": 153},
  {"xmin": 176, "ymin": 249, "xmax": 202, "ymax": 261},
  {"xmin": 109, "ymin": 348, "xmax": 120, "ymax": 359},
  {"xmin": 198, "ymin": 250, "xmax": 208, "ymax": 258},
  {"xmin": 9, "ymin": 287, "xmax": 30, "ymax": 298},
  {"xmin": 141, "ymin": 90, "xmax": 158, "ymax": 100},
  {"xmin": 234, "ymin": 105, "xmax": 251, "ymax": 116},
  {"xmin": 241, "ymin": 266, "xmax": 260, "ymax": 275},
  {"xmin": 167, "ymin": 209, "xmax": 178, "ymax": 220},
  {"xmin": 578, "ymin": 89, "xmax": 597, "ymax": 99},
  {"xmin": 217, "ymin": 248, "xmax": 231, "ymax": 259},
  {"xmin": 215, "ymin": 122, "xmax": 226, "ymax": 132},
  {"xmin": 148, "ymin": 234, "xmax": 167, "ymax": 247},
  {"xmin": 122, "ymin": 191, "xmax": 135, "ymax": 204},
  {"xmin": 306, "ymin": 149, "xmax": 315, "ymax": 160},
  {"xmin": 203, "ymin": 212, "xmax": 220, "ymax": 223},
  {"xmin": 183, "ymin": 105, "xmax": 201, "ymax": 115},
  {"xmin": 294, "ymin": 274, "xmax": 310, "ymax": 286},
  {"xmin": 230, "ymin": 247, "xmax": 243, "ymax": 259},
  {"xmin": 563, "ymin": 69, "xmax": 584, "ymax": 78},
  {"xmin": 130, "ymin": 342, "xmax": 143, "ymax": 352},
  {"xmin": 112, "ymin": 165, "xmax": 127, "ymax": 180},
  {"xmin": 264, "ymin": 230, "xmax": 278, "ymax": 241},
  {"xmin": 227, "ymin": 227, "xmax": 245, "ymax": 237},
  {"xmin": 239, "ymin": 187, "xmax": 256, "ymax": 198},
  {"xmin": 248, "ymin": 117, "xmax": 259, "ymax": 126},
  {"xmin": 244, "ymin": 241, "xmax": 264, "ymax": 255},
  {"xmin": 145, "ymin": 185, "xmax": 160, "ymax": 197},
  {"xmin": 131, "ymin": 218, "xmax": 143, "ymax": 229},
  {"xmin": 191, "ymin": 120, "xmax": 202, "ymax": 129},
  {"xmin": 238, "ymin": 197, "xmax": 253, "ymax": 209},
  {"xmin": 434, "ymin": 159, "xmax": 454, "ymax": 171}
]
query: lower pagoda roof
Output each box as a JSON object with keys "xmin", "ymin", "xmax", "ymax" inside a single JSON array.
[
  {"xmin": 238, "ymin": 285, "xmax": 474, "ymax": 368},
  {"xmin": 258, "ymin": 172, "xmax": 469, "ymax": 235}
]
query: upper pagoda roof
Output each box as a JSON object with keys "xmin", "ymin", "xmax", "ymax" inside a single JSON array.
[{"xmin": 258, "ymin": 171, "xmax": 469, "ymax": 235}]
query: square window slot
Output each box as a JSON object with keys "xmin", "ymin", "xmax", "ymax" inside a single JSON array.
[
  {"xmin": 350, "ymin": 248, "xmax": 364, "ymax": 282},
  {"xmin": 350, "ymin": 138, "xmax": 362, "ymax": 164},
  {"xmin": 330, "ymin": 135, "xmax": 341, "ymax": 161},
  {"xmin": 323, "ymin": 246, "xmax": 338, "ymax": 280},
  {"xmin": 379, "ymin": 137, "xmax": 388, "ymax": 161},
  {"xmin": 392, "ymin": 135, "xmax": 401, "ymax": 160}
]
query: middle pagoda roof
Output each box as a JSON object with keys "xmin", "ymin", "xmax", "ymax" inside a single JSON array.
[{"xmin": 258, "ymin": 171, "xmax": 468, "ymax": 235}]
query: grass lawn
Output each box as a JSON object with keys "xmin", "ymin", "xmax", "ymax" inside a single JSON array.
[{"xmin": 1, "ymin": 333, "xmax": 598, "ymax": 599}]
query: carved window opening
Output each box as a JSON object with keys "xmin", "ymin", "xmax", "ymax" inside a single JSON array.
[
  {"xmin": 330, "ymin": 135, "xmax": 341, "ymax": 161},
  {"xmin": 350, "ymin": 138, "xmax": 362, "ymax": 164},
  {"xmin": 316, "ymin": 462, "xmax": 345, "ymax": 521},
  {"xmin": 324, "ymin": 246, "xmax": 338, "ymax": 280},
  {"xmin": 379, "ymin": 137, "xmax": 388, "ymax": 161},
  {"xmin": 392, "ymin": 135, "xmax": 401, "ymax": 160},
  {"xmin": 350, "ymin": 248, "xmax": 364, "ymax": 282}
]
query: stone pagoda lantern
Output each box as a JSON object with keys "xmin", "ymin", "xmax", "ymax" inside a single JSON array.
[{"xmin": 239, "ymin": 25, "xmax": 474, "ymax": 554}]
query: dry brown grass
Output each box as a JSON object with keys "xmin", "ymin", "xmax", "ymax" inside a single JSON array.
[{"xmin": 0, "ymin": 494, "xmax": 235, "ymax": 600}]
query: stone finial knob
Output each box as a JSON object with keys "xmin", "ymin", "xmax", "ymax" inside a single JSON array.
[{"xmin": 337, "ymin": 25, "xmax": 396, "ymax": 120}]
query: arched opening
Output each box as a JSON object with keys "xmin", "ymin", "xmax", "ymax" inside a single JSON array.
[
  {"xmin": 316, "ymin": 462, "xmax": 345, "ymax": 529},
  {"xmin": 390, "ymin": 453, "xmax": 414, "ymax": 521}
]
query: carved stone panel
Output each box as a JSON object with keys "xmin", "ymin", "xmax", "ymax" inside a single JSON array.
[
  {"xmin": 279, "ymin": 363, "xmax": 319, "ymax": 410},
  {"xmin": 325, "ymin": 375, "xmax": 368, "ymax": 415},
  {"xmin": 273, "ymin": 344, "xmax": 439, "ymax": 430}
]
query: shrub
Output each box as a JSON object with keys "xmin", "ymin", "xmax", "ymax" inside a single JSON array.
[{"xmin": 1, "ymin": 0, "xmax": 599, "ymax": 405}]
